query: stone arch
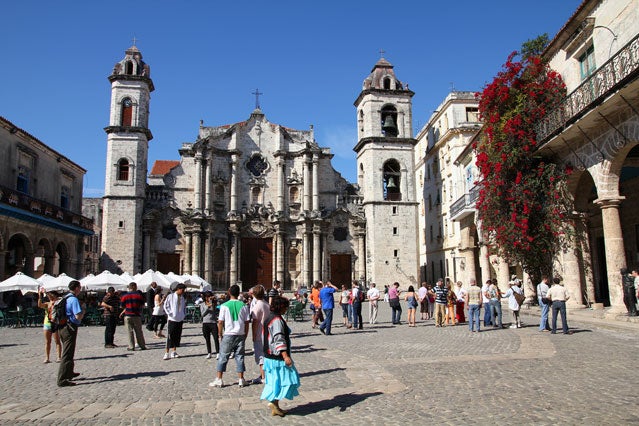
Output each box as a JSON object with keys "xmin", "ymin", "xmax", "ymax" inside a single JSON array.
[
  {"xmin": 35, "ymin": 238, "xmax": 54, "ymax": 276},
  {"xmin": 54, "ymin": 241, "xmax": 70, "ymax": 276},
  {"xmin": 5, "ymin": 233, "xmax": 34, "ymax": 277}
]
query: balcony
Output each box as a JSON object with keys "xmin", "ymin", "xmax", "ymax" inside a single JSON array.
[
  {"xmin": 0, "ymin": 184, "xmax": 93, "ymax": 234},
  {"xmin": 536, "ymin": 33, "xmax": 639, "ymax": 144},
  {"xmin": 450, "ymin": 185, "xmax": 479, "ymax": 221}
]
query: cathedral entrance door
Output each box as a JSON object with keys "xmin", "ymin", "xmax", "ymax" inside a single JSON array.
[
  {"xmin": 240, "ymin": 238, "xmax": 273, "ymax": 289},
  {"xmin": 157, "ymin": 253, "xmax": 180, "ymax": 274},
  {"xmin": 330, "ymin": 254, "xmax": 352, "ymax": 287}
]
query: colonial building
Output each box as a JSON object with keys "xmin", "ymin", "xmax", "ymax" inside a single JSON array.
[
  {"xmin": 0, "ymin": 116, "xmax": 93, "ymax": 280},
  {"xmin": 100, "ymin": 46, "xmax": 371, "ymax": 290},
  {"xmin": 416, "ymin": 92, "xmax": 481, "ymax": 285}
]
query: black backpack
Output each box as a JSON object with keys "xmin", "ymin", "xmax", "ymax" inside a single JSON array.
[{"xmin": 50, "ymin": 294, "xmax": 70, "ymax": 326}]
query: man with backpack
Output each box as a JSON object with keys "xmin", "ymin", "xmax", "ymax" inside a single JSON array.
[{"xmin": 57, "ymin": 280, "xmax": 84, "ymax": 387}]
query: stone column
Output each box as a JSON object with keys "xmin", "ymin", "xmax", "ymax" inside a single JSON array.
[
  {"xmin": 277, "ymin": 158, "xmax": 285, "ymax": 212},
  {"xmin": 229, "ymin": 230, "xmax": 238, "ymax": 285},
  {"xmin": 463, "ymin": 248, "xmax": 477, "ymax": 288},
  {"xmin": 45, "ymin": 255, "xmax": 55, "ymax": 275},
  {"xmin": 205, "ymin": 231, "xmax": 213, "ymax": 283},
  {"xmin": 497, "ymin": 258, "xmax": 510, "ymax": 292},
  {"xmin": 142, "ymin": 228, "xmax": 151, "ymax": 272},
  {"xmin": 230, "ymin": 155, "xmax": 238, "ymax": 212},
  {"xmin": 312, "ymin": 154, "xmax": 319, "ymax": 211},
  {"xmin": 194, "ymin": 155, "xmax": 203, "ymax": 211},
  {"xmin": 184, "ymin": 232, "xmax": 192, "ymax": 275},
  {"xmin": 303, "ymin": 231, "xmax": 310, "ymax": 285},
  {"xmin": 522, "ymin": 270, "xmax": 535, "ymax": 303},
  {"xmin": 561, "ymin": 238, "xmax": 585, "ymax": 308},
  {"xmin": 478, "ymin": 244, "xmax": 491, "ymax": 285},
  {"xmin": 303, "ymin": 156, "xmax": 311, "ymax": 211},
  {"xmin": 192, "ymin": 230, "xmax": 201, "ymax": 277},
  {"xmin": 277, "ymin": 229, "xmax": 285, "ymax": 285},
  {"xmin": 358, "ymin": 232, "xmax": 366, "ymax": 281},
  {"xmin": 0, "ymin": 252, "xmax": 6, "ymax": 281},
  {"xmin": 205, "ymin": 158, "xmax": 212, "ymax": 214},
  {"xmin": 594, "ymin": 197, "xmax": 626, "ymax": 314},
  {"xmin": 312, "ymin": 225, "xmax": 321, "ymax": 283}
]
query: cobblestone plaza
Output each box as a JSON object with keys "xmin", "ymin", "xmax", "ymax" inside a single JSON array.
[{"xmin": 0, "ymin": 303, "xmax": 637, "ymax": 425}]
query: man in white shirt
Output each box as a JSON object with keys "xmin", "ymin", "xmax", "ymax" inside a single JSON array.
[
  {"xmin": 481, "ymin": 280, "xmax": 492, "ymax": 327},
  {"xmin": 547, "ymin": 277, "xmax": 572, "ymax": 335},
  {"xmin": 537, "ymin": 276, "xmax": 551, "ymax": 332},
  {"xmin": 367, "ymin": 283, "xmax": 380, "ymax": 324},
  {"xmin": 418, "ymin": 282, "xmax": 428, "ymax": 320}
]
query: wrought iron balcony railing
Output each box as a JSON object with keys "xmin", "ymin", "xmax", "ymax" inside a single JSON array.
[
  {"xmin": 450, "ymin": 185, "xmax": 480, "ymax": 219},
  {"xmin": 0, "ymin": 184, "xmax": 94, "ymax": 231},
  {"xmin": 536, "ymin": 33, "xmax": 639, "ymax": 143}
]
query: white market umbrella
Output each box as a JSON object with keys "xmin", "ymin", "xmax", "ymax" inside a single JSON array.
[
  {"xmin": 80, "ymin": 274, "xmax": 95, "ymax": 286},
  {"xmin": 0, "ymin": 272, "xmax": 41, "ymax": 293},
  {"xmin": 184, "ymin": 274, "xmax": 210, "ymax": 289},
  {"xmin": 120, "ymin": 272, "xmax": 135, "ymax": 284},
  {"xmin": 42, "ymin": 273, "xmax": 77, "ymax": 292},
  {"xmin": 83, "ymin": 270, "xmax": 129, "ymax": 291},
  {"xmin": 135, "ymin": 269, "xmax": 176, "ymax": 290},
  {"xmin": 36, "ymin": 274, "xmax": 55, "ymax": 286}
]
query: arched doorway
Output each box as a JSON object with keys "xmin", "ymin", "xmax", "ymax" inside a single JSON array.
[
  {"xmin": 6, "ymin": 234, "xmax": 31, "ymax": 278},
  {"xmin": 54, "ymin": 242, "xmax": 69, "ymax": 276}
]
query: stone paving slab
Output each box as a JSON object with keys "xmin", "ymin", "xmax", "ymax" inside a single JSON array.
[{"xmin": 0, "ymin": 302, "xmax": 637, "ymax": 424}]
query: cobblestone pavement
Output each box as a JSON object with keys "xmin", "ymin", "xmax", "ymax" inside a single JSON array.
[{"xmin": 0, "ymin": 303, "xmax": 638, "ymax": 425}]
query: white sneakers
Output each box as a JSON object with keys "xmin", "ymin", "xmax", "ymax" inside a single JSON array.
[
  {"xmin": 238, "ymin": 378, "xmax": 247, "ymax": 388},
  {"xmin": 171, "ymin": 351, "xmax": 179, "ymax": 358},
  {"xmin": 164, "ymin": 351, "xmax": 180, "ymax": 360},
  {"xmin": 163, "ymin": 353, "xmax": 170, "ymax": 360},
  {"xmin": 206, "ymin": 353, "xmax": 212, "ymax": 359},
  {"xmin": 216, "ymin": 353, "xmax": 220, "ymax": 360},
  {"xmin": 209, "ymin": 378, "xmax": 224, "ymax": 388}
]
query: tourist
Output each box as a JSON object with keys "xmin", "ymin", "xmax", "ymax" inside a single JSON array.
[
  {"xmin": 152, "ymin": 288, "xmax": 167, "ymax": 338},
  {"xmin": 537, "ymin": 275, "xmax": 551, "ymax": 332},
  {"xmin": 465, "ymin": 278, "xmax": 482, "ymax": 332},
  {"xmin": 455, "ymin": 281, "xmax": 467, "ymax": 323},
  {"xmin": 163, "ymin": 283, "xmax": 187, "ymax": 359},
  {"xmin": 504, "ymin": 280, "xmax": 524, "ymax": 328},
  {"xmin": 100, "ymin": 286, "xmax": 120, "ymax": 348},
  {"xmin": 367, "ymin": 282, "xmax": 380, "ymax": 324},
  {"xmin": 404, "ymin": 285, "xmax": 418, "ymax": 327},
  {"xmin": 633, "ymin": 268, "xmax": 639, "ymax": 310},
  {"xmin": 119, "ymin": 282, "xmax": 147, "ymax": 351},
  {"xmin": 621, "ymin": 268, "xmax": 637, "ymax": 316},
  {"xmin": 38, "ymin": 289, "xmax": 61, "ymax": 363},
  {"xmin": 57, "ymin": 280, "xmax": 84, "ymax": 387},
  {"xmin": 200, "ymin": 292, "xmax": 219, "ymax": 359},
  {"xmin": 210, "ymin": 284, "xmax": 251, "ymax": 387},
  {"xmin": 268, "ymin": 280, "xmax": 281, "ymax": 305},
  {"xmin": 445, "ymin": 281, "xmax": 457, "ymax": 326},
  {"xmin": 339, "ymin": 284, "xmax": 351, "ymax": 327},
  {"xmin": 432, "ymin": 279, "xmax": 448, "ymax": 327},
  {"xmin": 309, "ymin": 281, "xmax": 324, "ymax": 329},
  {"xmin": 250, "ymin": 285, "xmax": 270, "ymax": 384},
  {"xmin": 487, "ymin": 279, "xmax": 503, "ymax": 328},
  {"xmin": 547, "ymin": 277, "xmax": 572, "ymax": 334},
  {"xmin": 383, "ymin": 285, "xmax": 389, "ymax": 303},
  {"xmin": 350, "ymin": 281, "xmax": 363, "ymax": 330},
  {"xmin": 427, "ymin": 283, "xmax": 435, "ymax": 320},
  {"xmin": 388, "ymin": 282, "xmax": 402, "ymax": 325},
  {"xmin": 481, "ymin": 279, "xmax": 492, "ymax": 327},
  {"xmin": 318, "ymin": 280, "xmax": 338, "ymax": 335},
  {"xmin": 260, "ymin": 296, "xmax": 301, "ymax": 417},
  {"xmin": 418, "ymin": 282, "xmax": 429, "ymax": 321},
  {"xmin": 145, "ymin": 281, "xmax": 157, "ymax": 331}
]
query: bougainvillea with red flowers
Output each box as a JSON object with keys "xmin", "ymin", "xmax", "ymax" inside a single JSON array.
[{"xmin": 475, "ymin": 52, "xmax": 573, "ymax": 278}]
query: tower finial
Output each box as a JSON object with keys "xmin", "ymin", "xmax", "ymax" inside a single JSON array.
[
  {"xmin": 132, "ymin": 36, "xmax": 138, "ymax": 46},
  {"xmin": 379, "ymin": 48, "xmax": 386, "ymax": 59},
  {"xmin": 252, "ymin": 88, "xmax": 263, "ymax": 110}
]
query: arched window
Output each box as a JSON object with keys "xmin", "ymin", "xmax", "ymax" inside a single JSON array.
[
  {"xmin": 289, "ymin": 249, "xmax": 299, "ymax": 271},
  {"xmin": 125, "ymin": 61, "xmax": 134, "ymax": 75},
  {"xmin": 289, "ymin": 187, "xmax": 299, "ymax": 204},
  {"xmin": 380, "ymin": 105, "xmax": 398, "ymax": 137},
  {"xmin": 117, "ymin": 159, "xmax": 130, "ymax": 181},
  {"xmin": 383, "ymin": 159, "xmax": 401, "ymax": 201},
  {"xmin": 383, "ymin": 77, "xmax": 391, "ymax": 90},
  {"xmin": 121, "ymin": 98, "xmax": 133, "ymax": 126}
]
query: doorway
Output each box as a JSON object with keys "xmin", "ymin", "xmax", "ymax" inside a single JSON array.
[
  {"xmin": 241, "ymin": 238, "xmax": 273, "ymax": 289},
  {"xmin": 330, "ymin": 254, "xmax": 352, "ymax": 287}
]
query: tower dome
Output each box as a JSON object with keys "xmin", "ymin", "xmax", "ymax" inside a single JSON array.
[
  {"xmin": 362, "ymin": 57, "xmax": 406, "ymax": 91},
  {"xmin": 111, "ymin": 45, "xmax": 151, "ymax": 78}
]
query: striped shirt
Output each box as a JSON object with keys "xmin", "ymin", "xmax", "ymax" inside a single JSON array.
[
  {"xmin": 120, "ymin": 291, "xmax": 145, "ymax": 316},
  {"xmin": 434, "ymin": 285, "xmax": 448, "ymax": 304}
]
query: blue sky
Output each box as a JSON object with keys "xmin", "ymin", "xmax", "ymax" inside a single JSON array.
[{"xmin": 1, "ymin": 1, "xmax": 582, "ymax": 196}]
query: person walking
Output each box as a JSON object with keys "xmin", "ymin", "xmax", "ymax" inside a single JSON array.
[
  {"xmin": 388, "ymin": 282, "xmax": 402, "ymax": 325},
  {"xmin": 119, "ymin": 282, "xmax": 147, "ymax": 351},
  {"xmin": 260, "ymin": 296, "xmax": 301, "ymax": 417},
  {"xmin": 537, "ymin": 276, "xmax": 551, "ymax": 332},
  {"xmin": 504, "ymin": 280, "xmax": 523, "ymax": 328},
  {"xmin": 318, "ymin": 281, "xmax": 338, "ymax": 335},
  {"xmin": 57, "ymin": 281, "xmax": 84, "ymax": 387},
  {"xmin": 350, "ymin": 281, "xmax": 363, "ymax": 330},
  {"xmin": 152, "ymin": 288, "xmax": 167, "ymax": 338},
  {"xmin": 339, "ymin": 284, "xmax": 351, "ymax": 327},
  {"xmin": 201, "ymin": 292, "xmax": 219, "ymax": 359},
  {"xmin": 547, "ymin": 277, "xmax": 572, "ymax": 335},
  {"xmin": 465, "ymin": 279, "xmax": 482, "ymax": 332},
  {"xmin": 100, "ymin": 286, "xmax": 120, "ymax": 348},
  {"xmin": 404, "ymin": 285, "xmax": 418, "ymax": 326},
  {"xmin": 487, "ymin": 279, "xmax": 503, "ymax": 328},
  {"xmin": 367, "ymin": 283, "xmax": 380, "ymax": 324},
  {"xmin": 145, "ymin": 281, "xmax": 157, "ymax": 331},
  {"xmin": 481, "ymin": 279, "xmax": 492, "ymax": 327},
  {"xmin": 163, "ymin": 283, "xmax": 187, "ymax": 360},
  {"xmin": 210, "ymin": 284, "xmax": 251, "ymax": 388},
  {"xmin": 250, "ymin": 285, "xmax": 270, "ymax": 384},
  {"xmin": 38, "ymin": 289, "xmax": 61, "ymax": 363},
  {"xmin": 309, "ymin": 281, "xmax": 324, "ymax": 329}
]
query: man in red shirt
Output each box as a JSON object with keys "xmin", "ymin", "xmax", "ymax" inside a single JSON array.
[{"xmin": 119, "ymin": 282, "xmax": 147, "ymax": 351}]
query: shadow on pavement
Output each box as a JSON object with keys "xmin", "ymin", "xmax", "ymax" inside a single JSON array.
[
  {"xmin": 79, "ymin": 369, "xmax": 186, "ymax": 384},
  {"xmin": 76, "ymin": 353, "xmax": 133, "ymax": 361},
  {"xmin": 292, "ymin": 345, "xmax": 326, "ymax": 354},
  {"xmin": 289, "ymin": 391, "xmax": 383, "ymax": 415},
  {"xmin": 298, "ymin": 367, "xmax": 345, "ymax": 378}
]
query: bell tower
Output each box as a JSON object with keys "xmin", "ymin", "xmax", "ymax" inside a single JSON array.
[
  {"xmin": 353, "ymin": 56, "xmax": 419, "ymax": 286},
  {"xmin": 101, "ymin": 45, "xmax": 154, "ymax": 274}
]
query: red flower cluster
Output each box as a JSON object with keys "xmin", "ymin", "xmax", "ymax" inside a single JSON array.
[{"xmin": 475, "ymin": 52, "xmax": 572, "ymax": 276}]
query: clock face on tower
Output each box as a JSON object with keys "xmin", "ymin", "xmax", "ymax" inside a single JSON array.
[{"xmin": 246, "ymin": 154, "xmax": 268, "ymax": 177}]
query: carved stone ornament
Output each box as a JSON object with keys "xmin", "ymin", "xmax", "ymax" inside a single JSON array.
[{"xmin": 246, "ymin": 154, "xmax": 268, "ymax": 177}]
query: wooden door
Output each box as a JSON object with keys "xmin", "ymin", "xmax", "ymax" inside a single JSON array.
[
  {"xmin": 156, "ymin": 253, "xmax": 180, "ymax": 274},
  {"xmin": 241, "ymin": 238, "xmax": 273, "ymax": 289},
  {"xmin": 330, "ymin": 254, "xmax": 352, "ymax": 287}
]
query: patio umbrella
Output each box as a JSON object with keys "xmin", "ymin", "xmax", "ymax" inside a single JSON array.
[
  {"xmin": 136, "ymin": 269, "xmax": 176, "ymax": 290},
  {"xmin": 0, "ymin": 272, "xmax": 41, "ymax": 293},
  {"xmin": 83, "ymin": 271, "xmax": 129, "ymax": 291},
  {"xmin": 120, "ymin": 272, "xmax": 135, "ymax": 284},
  {"xmin": 80, "ymin": 274, "xmax": 95, "ymax": 286},
  {"xmin": 42, "ymin": 273, "xmax": 77, "ymax": 292},
  {"xmin": 36, "ymin": 274, "xmax": 55, "ymax": 286},
  {"xmin": 184, "ymin": 274, "xmax": 210, "ymax": 289},
  {"xmin": 167, "ymin": 272, "xmax": 200, "ymax": 290}
]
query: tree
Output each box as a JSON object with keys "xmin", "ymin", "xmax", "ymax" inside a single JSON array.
[
  {"xmin": 474, "ymin": 48, "xmax": 572, "ymax": 280},
  {"xmin": 521, "ymin": 33, "xmax": 550, "ymax": 60}
]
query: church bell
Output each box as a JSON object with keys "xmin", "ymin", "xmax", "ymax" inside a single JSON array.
[
  {"xmin": 382, "ymin": 115, "xmax": 398, "ymax": 136},
  {"xmin": 386, "ymin": 176, "xmax": 397, "ymax": 189}
]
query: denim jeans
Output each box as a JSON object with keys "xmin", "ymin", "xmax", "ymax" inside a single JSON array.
[
  {"xmin": 468, "ymin": 304, "xmax": 481, "ymax": 331},
  {"xmin": 391, "ymin": 304, "xmax": 402, "ymax": 324},
  {"xmin": 320, "ymin": 308, "xmax": 334, "ymax": 335},
  {"xmin": 489, "ymin": 299, "xmax": 502, "ymax": 327},
  {"xmin": 352, "ymin": 301, "xmax": 362, "ymax": 328},
  {"xmin": 538, "ymin": 297, "xmax": 550, "ymax": 331},
  {"xmin": 216, "ymin": 334, "xmax": 246, "ymax": 373},
  {"xmin": 551, "ymin": 300, "xmax": 569, "ymax": 333},
  {"xmin": 483, "ymin": 303, "xmax": 492, "ymax": 326}
]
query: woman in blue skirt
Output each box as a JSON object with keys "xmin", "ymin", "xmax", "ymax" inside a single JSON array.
[{"xmin": 261, "ymin": 296, "xmax": 300, "ymax": 416}]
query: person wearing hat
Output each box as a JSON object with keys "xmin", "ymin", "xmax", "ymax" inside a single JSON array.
[
  {"xmin": 119, "ymin": 282, "xmax": 147, "ymax": 351},
  {"xmin": 163, "ymin": 283, "xmax": 187, "ymax": 360}
]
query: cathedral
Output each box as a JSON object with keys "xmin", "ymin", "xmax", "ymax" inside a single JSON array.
[{"xmin": 100, "ymin": 45, "xmax": 419, "ymax": 290}]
